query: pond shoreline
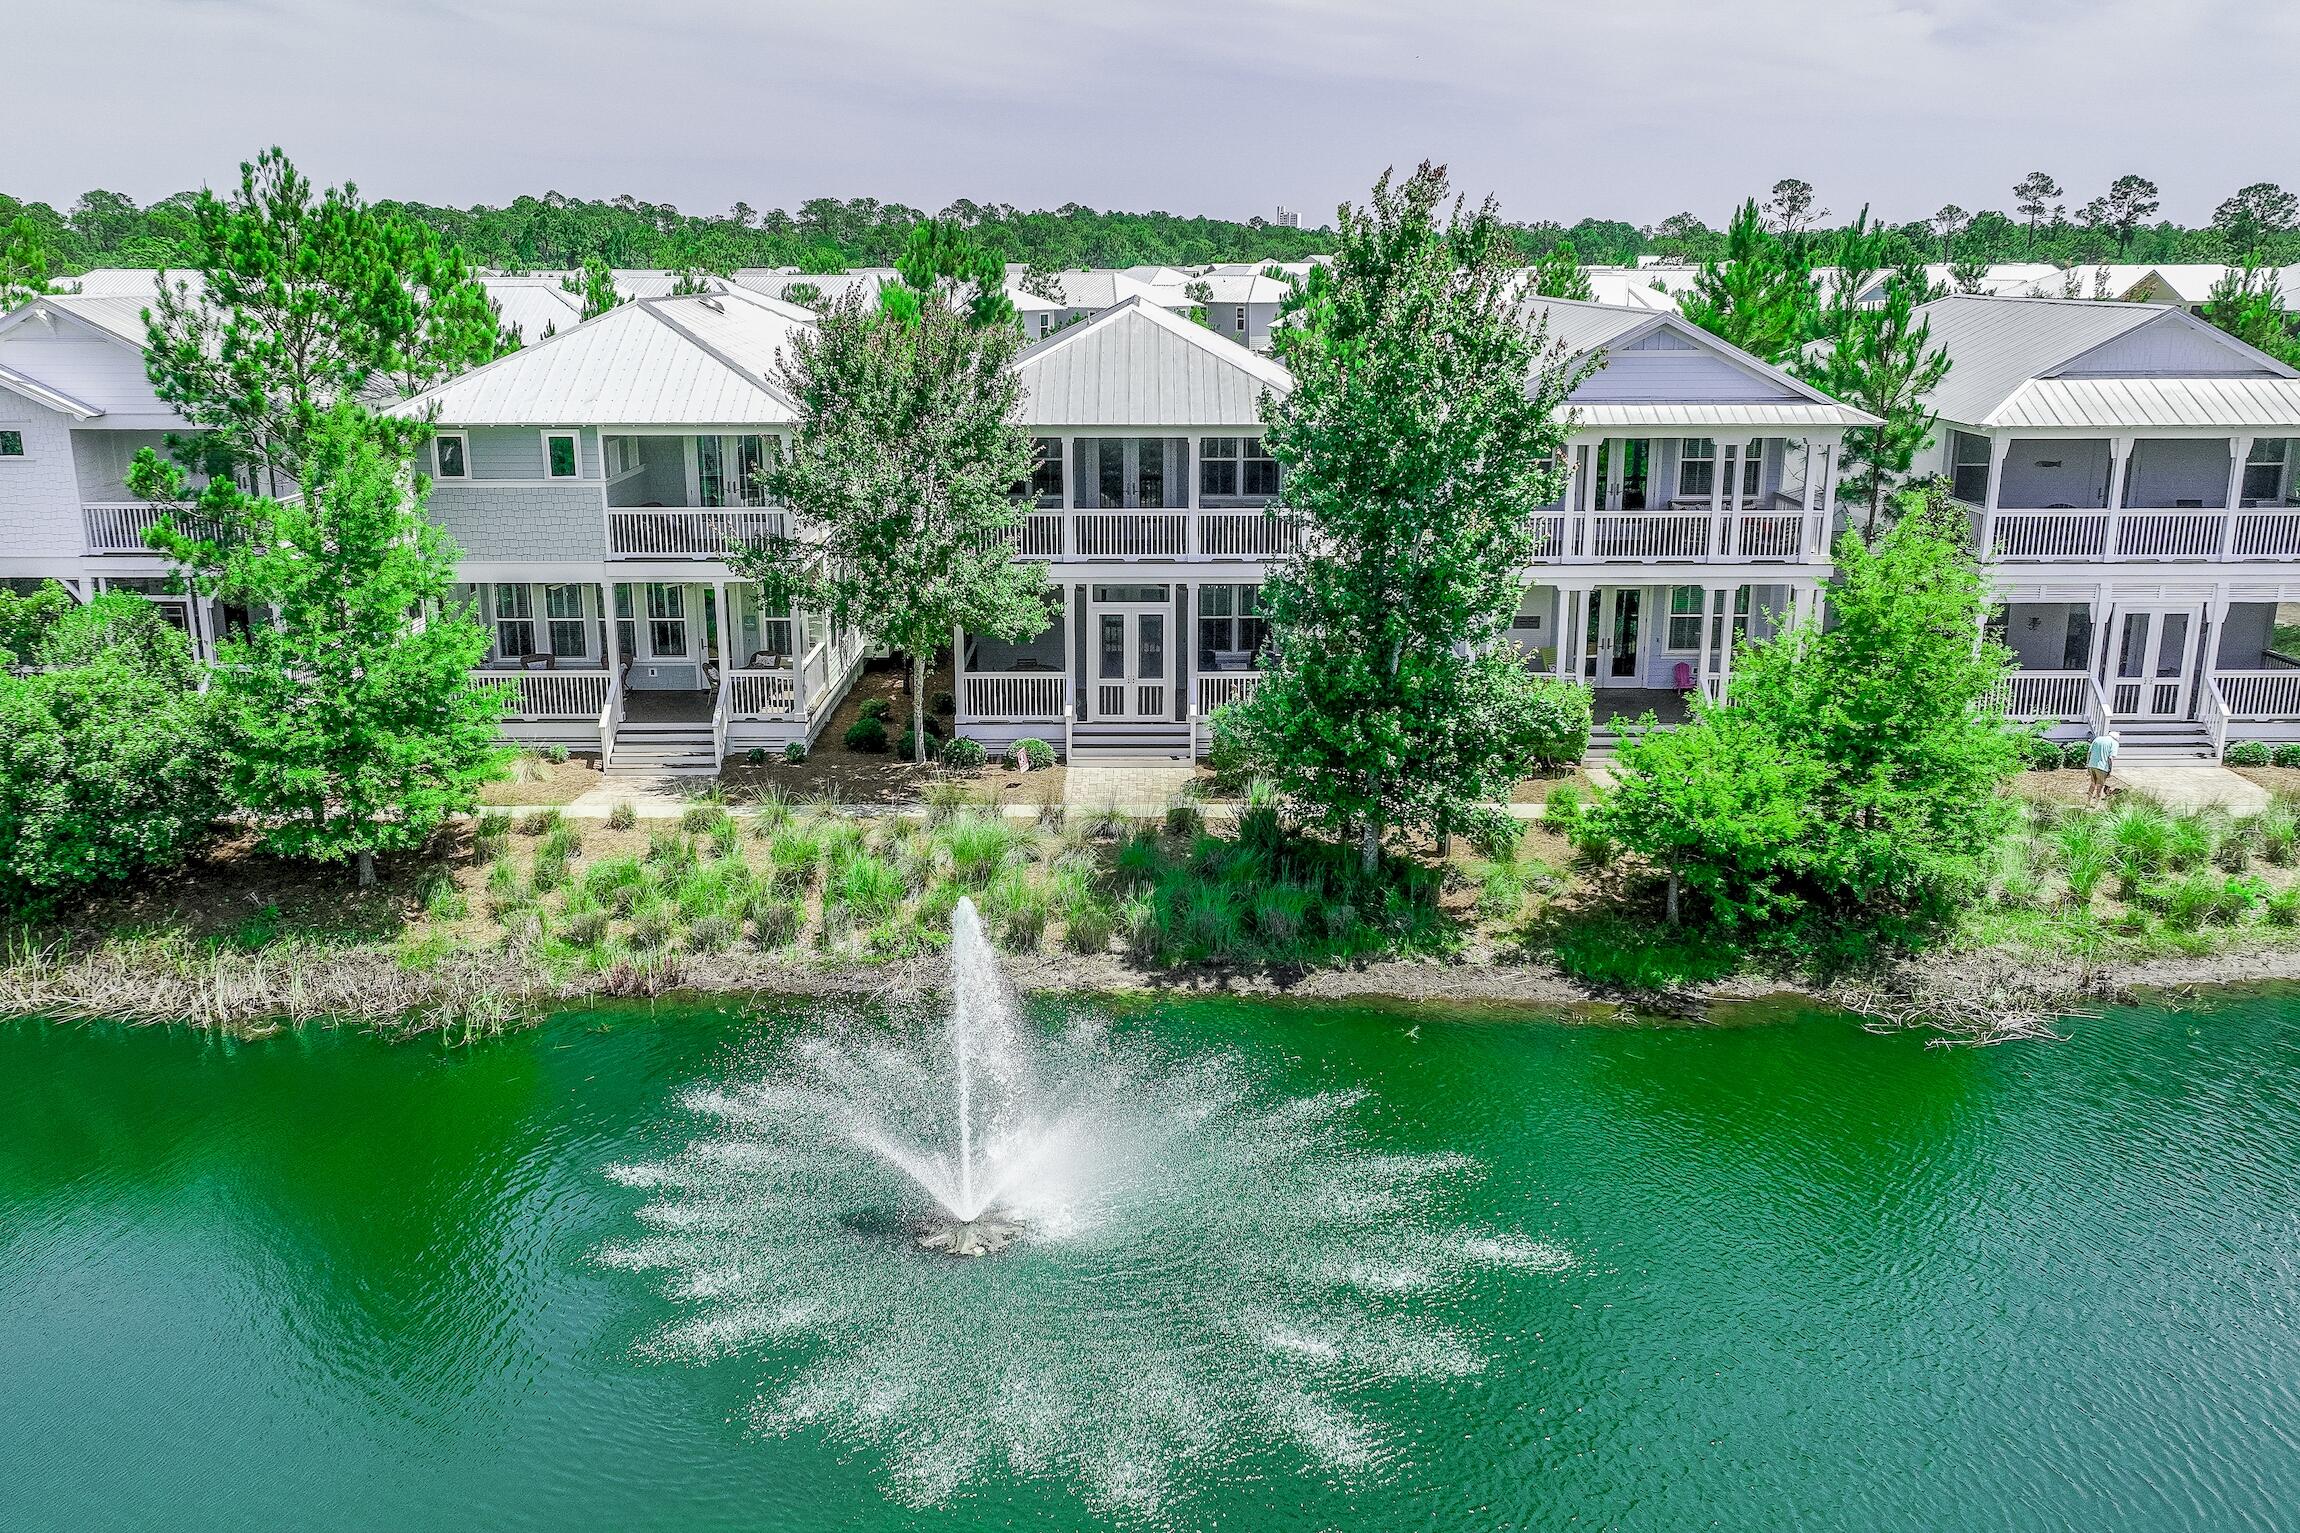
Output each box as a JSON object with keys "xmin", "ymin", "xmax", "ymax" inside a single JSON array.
[{"xmin": 7, "ymin": 933, "xmax": 2297, "ymax": 1038}]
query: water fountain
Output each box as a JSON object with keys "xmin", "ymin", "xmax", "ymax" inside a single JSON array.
[{"xmin": 603, "ymin": 897, "xmax": 1568, "ymax": 1515}]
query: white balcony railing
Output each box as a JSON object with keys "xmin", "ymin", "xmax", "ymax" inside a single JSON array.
[
  {"xmin": 1987, "ymin": 511, "xmax": 2111, "ymax": 561},
  {"xmin": 962, "ymin": 672, "xmax": 1066, "ymax": 721},
  {"xmin": 1196, "ymin": 672, "xmax": 1262, "ymax": 713},
  {"xmin": 607, "ymin": 508, "xmax": 786, "ymax": 558},
  {"xmin": 1002, "ymin": 512, "xmax": 1066, "ymax": 557},
  {"xmin": 1732, "ymin": 512, "xmax": 1806, "ymax": 560},
  {"xmin": 1991, "ymin": 670, "xmax": 2096, "ymax": 721},
  {"xmin": 2232, "ymin": 511, "xmax": 2300, "ymax": 559},
  {"xmin": 1589, "ymin": 512, "xmax": 1713, "ymax": 560},
  {"xmin": 1198, "ymin": 510, "xmax": 1300, "ymax": 558},
  {"xmin": 2115, "ymin": 511, "xmax": 2223, "ymax": 560},
  {"xmin": 84, "ymin": 502, "xmax": 208, "ymax": 554},
  {"xmin": 728, "ymin": 669, "xmax": 798, "ymax": 718},
  {"xmin": 466, "ymin": 668, "xmax": 612, "ymax": 719},
  {"xmin": 1074, "ymin": 512, "xmax": 1188, "ymax": 557},
  {"xmin": 2213, "ymin": 669, "xmax": 2300, "ymax": 719}
]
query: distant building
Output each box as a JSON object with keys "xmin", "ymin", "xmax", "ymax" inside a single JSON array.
[{"xmin": 1275, "ymin": 207, "xmax": 1300, "ymax": 229}]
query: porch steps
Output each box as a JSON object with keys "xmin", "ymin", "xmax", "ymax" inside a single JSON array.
[
  {"xmin": 606, "ymin": 721, "xmax": 720, "ymax": 779},
  {"xmin": 2109, "ymin": 721, "xmax": 2216, "ymax": 764},
  {"xmin": 1068, "ymin": 721, "xmax": 1194, "ymax": 765}
]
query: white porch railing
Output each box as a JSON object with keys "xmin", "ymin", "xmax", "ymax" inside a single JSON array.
[
  {"xmin": 2232, "ymin": 511, "xmax": 2300, "ymax": 559},
  {"xmin": 1196, "ymin": 672, "xmax": 1262, "ymax": 713},
  {"xmin": 728, "ymin": 669, "xmax": 799, "ymax": 717},
  {"xmin": 1589, "ymin": 512, "xmax": 1713, "ymax": 560},
  {"xmin": 2202, "ymin": 674, "xmax": 2232, "ymax": 760},
  {"xmin": 1529, "ymin": 512, "xmax": 1567, "ymax": 557},
  {"xmin": 994, "ymin": 512, "xmax": 1066, "ymax": 557},
  {"xmin": 963, "ymin": 672, "xmax": 1066, "ymax": 721},
  {"xmin": 1198, "ymin": 510, "xmax": 1299, "ymax": 558},
  {"xmin": 599, "ymin": 682, "xmax": 623, "ymax": 768},
  {"xmin": 1732, "ymin": 512, "xmax": 1805, "ymax": 560},
  {"xmin": 2114, "ymin": 511, "xmax": 2222, "ymax": 560},
  {"xmin": 2213, "ymin": 669, "xmax": 2300, "ymax": 719},
  {"xmin": 1074, "ymin": 512, "xmax": 1187, "ymax": 557},
  {"xmin": 711, "ymin": 692, "xmax": 729, "ymax": 767},
  {"xmin": 1987, "ymin": 511, "xmax": 2110, "ymax": 560},
  {"xmin": 84, "ymin": 502, "xmax": 208, "ymax": 553},
  {"xmin": 607, "ymin": 508, "xmax": 785, "ymax": 557},
  {"xmin": 1991, "ymin": 670, "xmax": 2095, "ymax": 721},
  {"xmin": 466, "ymin": 668, "xmax": 612, "ymax": 719}
]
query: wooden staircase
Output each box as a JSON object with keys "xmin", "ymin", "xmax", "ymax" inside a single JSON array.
[
  {"xmin": 606, "ymin": 720, "xmax": 720, "ymax": 779},
  {"xmin": 1067, "ymin": 719, "xmax": 1194, "ymax": 764}
]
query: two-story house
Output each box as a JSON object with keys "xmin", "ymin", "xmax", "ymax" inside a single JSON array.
[
  {"xmin": 1912, "ymin": 294, "xmax": 2300, "ymax": 758},
  {"xmin": 949, "ymin": 295, "xmax": 1876, "ymax": 762}
]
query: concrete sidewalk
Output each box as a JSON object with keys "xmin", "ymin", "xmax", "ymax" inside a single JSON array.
[{"xmin": 2113, "ymin": 764, "xmax": 2271, "ymax": 814}]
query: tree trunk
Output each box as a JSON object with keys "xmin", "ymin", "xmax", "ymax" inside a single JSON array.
[
  {"xmin": 1666, "ymin": 868, "xmax": 1680, "ymax": 926},
  {"xmin": 1360, "ymin": 785, "xmax": 1381, "ymax": 876},
  {"xmin": 911, "ymin": 653, "xmax": 929, "ymax": 765},
  {"xmin": 357, "ymin": 849, "xmax": 376, "ymax": 888},
  {"xmin": 1865, "ymin": 478, "xmax": 1883, "ymax": 544}
]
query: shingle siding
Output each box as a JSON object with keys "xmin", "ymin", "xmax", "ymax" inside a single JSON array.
[
  {"xmin": 0, "ymin": 398, "xmax": 89, "ymax": 561},
  {"xmin": 426, "ymin": 481, "xmax": 604, "ymax": 560}
]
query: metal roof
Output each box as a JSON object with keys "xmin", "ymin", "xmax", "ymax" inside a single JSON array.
[
  {"xmin": 1523, "ymin": 299, "xmax": 1881, "ymax": 427},
  {"xmin": 1569, "ymin": 402, "xmax": 1878, "ymax": 429},
  {"xmin": 392, "ymin": 289, "xmax": 806, "ymax": 427},
  {"xmin": 1988, "ymin": 377, "xmax": 2300, "ymax": 430},
  {"xmin": 0, "ymin": 361, "xmax": 101, "ymax": 418},
  {"xmin": 1011, "ymin": 297, "xmax": 1289, "ymax": 428}
]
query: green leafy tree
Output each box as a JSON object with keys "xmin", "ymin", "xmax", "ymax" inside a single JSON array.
[
  {"xmin": 733, "ymin": 278, "xmax": 1048, "ymax": 765},
  {"xmin": 0, "ymin": 595, "xmax": 226, "ymax": 914},
  {"xmin": 0, "ymin": 578, "xmax": 75, "ymax": 665},
  {"xmin": 2, "ymin": 214, "xmax": 73, "ymax": 308},
  {"xmin": 879, "ymin": 217, "xmax": 1015, "ymax": 329},
  {"xmin": 1530, "ymin": 240, "xmax": 1594, "ymax": 300},
  {"xmin": 2212, "ymin": 182, "xmax": 2298, "ymax": 261},
  {"xmin": 2203, "ymin": 261, "xmax": 2300, "ymax": 366},
  {"xmin": 2102, "ymin": 174, "xmax": 2161, "ymax": 254},
  {"xmin": 1231, "ymin": 163, "xmax": 1587, "ymax": 874},
  {"xmin": 1765, "ymin": 178, "xmax": 1824, "ymax": 236},
  {"xmin": 1679, "ymin": 199, "xmax": 1814, "ymax": 364},
  {"xmin": 1800, "ymin": 255, "xmax": 1951, "ymax": 539},
  {"xmin": 139, "ymin": 403, "xmax": 507, "ymax": 886},
  {"xmin": 1592, "ymin": 494, "xmax": 2021, "ymax": 934},
  {"xmin": 562, "ymin": 255, "xmax": 626, "ymax": 317},
  {"xmin": 2013, "ymin": 173, "xmax": 2063, "ymax": 253},
  {"xmin": 135, "ymin": 147, "xmax": 515, "ymax": 495}
]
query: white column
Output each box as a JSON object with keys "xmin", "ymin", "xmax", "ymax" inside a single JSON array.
[
  {"xmin": 713, "ymin": 580, "xmax": 734, "ymax": 708},
  {"xmin": 1693, "ymin": 583, "xmax": 1715, "ymax": 690},
  {"xmin": 2104, "ymin": 435, "xmax": 2133, "ymax": 560},
  {"xmin": 1716, "ymin": 585, "xmax": 1738, "ymax": 698},
  {"xmin": 1720, "ymin": 442, "xmax": 1740, "ymax": 558},
  {"xmin": 2223, "ymin": 435, "xmax": 2254, "ymax": 561},
  {"xmin": 1981, "ymin": 435, "xmax": 2010, "ymax": 560},
  {"xmin": 600, "ymin": 582, "xmax": 622, "ymax": 680},
  {"xmin": 1182, "ymin": 435, "xmax": 1199, "ymax": 558},
  {"xmin": 952, "ymin": 621, "xmax": 970, "ymax": 727}
]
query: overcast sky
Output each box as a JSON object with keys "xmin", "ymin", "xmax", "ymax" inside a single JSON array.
[{"xmin": 14, "ymin": 0, "xmax": 2300, "ymax": 229}]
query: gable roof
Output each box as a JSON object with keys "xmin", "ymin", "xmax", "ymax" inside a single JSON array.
[
  {"xmin": 0, "ymin": 360, "xmax": 101, "ymax": 419},
  {"xmin": 392, "ymin": 288, "xmax": 808, "ymax": 428},
  {"xmin": 1012, "ymin": 297, "xmax": 1290, "ymax": 428},
  {"xmin": 1522, "ymin": 298, "xmax": 1880, "ymax": 429},
  {"xmin": 1915, "ymin": 294, "xmax": 2300, "ymax": 429}
]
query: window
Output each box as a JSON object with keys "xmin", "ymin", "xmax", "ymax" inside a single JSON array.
[
  {"xmin": 1666, "ymin": 586, "xmax": 1706, "ymax": 651},
  {"xmin": 1030, "ymin": 437, "xmax": 1064, "ymax": 504},
  {"xmin": 1739, "ymin": 441, "xmax": 1762, "ymax": 500},
  {"xmin": 1951, "ymin": 431, "xmax": 1993, "ymax": 504},
  {"xmin": 1233, "ymin": 305, "xmax": 1247, "ymax": 337},
  {"xmin": 1200, "ymin": 436, "xmax": 1278, "ymax": 499},
  {"xmin": 545, "ymin": 584, "xmax": 588, "ymax": 659},
  {"xmin": 494, "ymin": 584, "xmax": 536, "ymax": 657},
  {"xmin": 615, "ymin": 584, "xmax": 637, "ymax": 661},
  {"xmin": 1198, "ymin": 584, "xmax": 1266, "ymax": 668},
  {"xmin": 697, "ymin": 434, "xmax": 771, "ymax": 508},
  {"xmin": 735, "ymin": 585, "xmax": 794, "ymax": 663},
  {"xmin": 433, "ymin": 432, "xmax": 468, "ymax": 479},
  {"xmin": 604, "ymin": 435, "xmax": 638, "ymax": 478},
  {"xmin": 645, "ymin": 583, "xmax": 687, "ymax": 656},
  {"xmin": 2244, "ymin": 439, "xmax": 2289, "ymax": 505},
  {"xmin": 0, "ymin": 429, "xmax": 23, "ymax": 458},
  {"xmin": 1678, "ymin": 439, "xmax": 1716, "ymax": 499},
  {"xmin": 1098, "ymin": 439, "xmax": 1124, "ymax": 508},
  {"xmin": 544, "ymin": 432, "xmax": 579, "ymax": 478},
  {"xmin": 1037, "ymin": 312, "xmax": 1051, "ymax": 338},
  {"xmin": 1137, "ymin": 438, "xmax": 1165, "ymax": 509}
]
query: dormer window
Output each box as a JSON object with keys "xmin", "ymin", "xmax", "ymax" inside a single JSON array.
[
  {"xmin": 433, "ymin": 432, "xmax": 468, "ymax": 479},
  {"xmin": 544, "ymin": 432, "xmax": 579, "ymax": 478}
]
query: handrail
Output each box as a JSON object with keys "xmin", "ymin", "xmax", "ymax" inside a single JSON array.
[
  {"xmin": 1062, "ymin": 700, "xmax": 1075, "ymax": 764},
  {"xmin": 710, "ymin": 691, "xmax": 729, "ymax": 773},
  {"xmin": 597, "ymin": 682, "xmax": 620, "ymax": 769},
  {"xmin": 2084, "ymin": 673, "xmax": 2111, "ymax": 739},
  {"xmin": 2201, "ymin": 674, "xmax": 2232, "ymax": 761}
]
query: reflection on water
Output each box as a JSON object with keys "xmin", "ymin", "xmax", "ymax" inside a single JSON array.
[{"xmin": 4, "ymin": 996, "xmax": 2300, "ymax": 1531}]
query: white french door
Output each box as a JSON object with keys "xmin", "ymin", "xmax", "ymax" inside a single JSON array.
[
  {"xmin": 2110, "ymin": 607, "xmax": 2201, "ymax": 719},
  {"xmin": 1092, "ymin": 591, "xmax": 1171, "ymax": 720}
]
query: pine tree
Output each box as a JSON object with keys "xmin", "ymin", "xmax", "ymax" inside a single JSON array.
[
  {"xmin": 1, "ymin": 215, "xmax": 72, "ymax": 308},
  {"xmin": 1231, "ymin": 163, "xmax": 1587, "ymax": 874},
  {"xmin": 1799, "ymin": 256, "xmax": 1951, "ymax": 539},
  {"xmin": 562, "ymin": 256, "xmax": 625, "ymax": 318},
  {"xmin": 1679, "ymin": 199, "xmax": 1814, "ymax": 364},
  {"xmin": 2203, "ymin": 261, "xmax": 2300, "ymax": 366},
  {"xmin": 732, "ymin": 226, "xmax": 1048, "ymax": 765},
  {"xmin": 1531, "ymin": 241, "xmax": 1594, "ymax": 300},
  {"xmin": 139, "ymin": 403, "xmax": 506, "ymax": 886}
]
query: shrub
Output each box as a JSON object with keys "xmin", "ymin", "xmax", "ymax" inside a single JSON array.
[
  {"xmin": 745, "ymin": 745, "xmax": 768, "ymax": 766},
  {"xmin": 519, "ymin": 807, "xmax": 563, "ymax": 836},
  {"xmin": 1012, "ymin": 737, "xmax": 1056, "ymax": 771},
  {"xmin": 784, "ymin": 740, "xmax": 808, "ymax": 764},
  {"xmin": 543, "ymin": 743, "xmax": 570, "ymax": 764},
  {"xmin": 858, "ymin": 697, "xmax": 894, "ymax": 723},
  {"xmin": 932, "ymin": 689, "xmax": 957, "ymax": 715},
  {"xmin": 1522, "ymin": 677, "xmax": 1594, "ymax": 768},
  {"xmin": 606, "ymin": 801, "xmax": 637, "ymax": 830},
  {"xmin": 1164, "ymin": 801, "xmax": 1205, "ymax": 838},
  {"xmin": 2021, "ymin": 735, "xmax": 2064, "ymax": 771},
  {"xmin": 748, "ymin": 894, "xmax": 803, "ymax": 947},
  {"xmin": 940, "ymin": 737, "xmax": 987, "ymax": 771},
  {"xmin": 2226, "ymin": 740, "xmax": 2272, "ymax": 766},
  {"xmin": 897, "ymin": 728, "xmax": 941, "ymax": 761},
  {"xmin": 2276, "ymin": 743, "xmax": 2300, "ymax": 769},
  {"xmin": 2062, "ymin": 739, "xmax": 2093, "ymax": 769},
  {"xmin": 1462, "ymin": 805, "xmax": 1524, "ymax": 862},
  {"xmin": 844, "ymin": 718, "xmax": 890, "ymax": 753}
]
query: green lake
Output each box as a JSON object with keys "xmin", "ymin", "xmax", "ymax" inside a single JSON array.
[{"xmin": 4, "ymin": 992, "xmax": 2299, "ymax": 1530}]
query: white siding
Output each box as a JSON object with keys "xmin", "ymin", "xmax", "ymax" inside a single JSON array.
[
  {"xmin": 70, "ymin": 428, "xmax": 171, "ymax": 500},
  {"xmin": 0, "ymin": 332, "xmax": 168, "ymax": 417},
  {"xmin": 0, "ymin": 397, "xmax": 89, "ymax": 562},
  {"xmin": 2057, "ymin": 318, "xmax": 2279, "ymax": 379},
  {"xmin": 1569, "ymin": 348, "xmax": 1803, "ymax": 405}
]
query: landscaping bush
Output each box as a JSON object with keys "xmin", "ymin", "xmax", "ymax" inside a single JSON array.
[
  {"xmin": 681, "ymin": 800, "xmax": 731, "ymax": 835},
  {"xmin": 2062, "ymin": 739, "xmax": 2093, "ymax": 769},
  {"xmin": 519, "ymin": 807, "xmax": 562, "ymax": 836},
  {"xmin": 1062, "ymin": 901, "xmax": 1117, "ymax": 953},
  {"xmin": 939, "ymin": 737, "xmax": 987, "ymax": 770},
  {"xmin": 941, "ymin": 811, "xmax": 1022, "ymax": 887},
  {"xmin": 933, "ymin": 689, "xmax": 956, "ymax": 716},
  {"xmin": 1164, "ymin": 802, "xmax": 1205, "ymax": 838},
  {"xmin": 543, "ymin": 744, "xmax": 570, "ymax": 764},
  {"xmin": 607, "ymin": 801, "xmax": 637, "ymax": 830},
  {"xmin": 844, "ymin": 718, "xmax": 890, "ymax": 753},
  {"xmin": 858, "ymin": 698, "xmax": 894, "ymax": 723},
  {"xmin": 2275, "ymin": 743, "xmax": 2300, "ymax": 769},
  {"xmin": 2020, "ymin": 734, "xmax": 2064, "ymax": 771},
  {"xmin": 1523, "ymin": 676, "xmax": 1594, "ymax": 768},
  {"xmin": 1461, "ymin": 805, "xmax": 1524, "ymax": 862},
  {"xmin": 897, "ymin": 728, "xmax": 939, "ymax": 761},
  {"xmin": 784, "ymin": 740, "xmax": 807, "ymax": 764},
  {"xmin": 2226, "ymin": 740, "xmax": 2272, "ymax": 766},
  {"xmin": 745, "ymin": 745, "xmax": 768, "ymax": 765},
  {"xmin": 1011, "ymin": 737, "xmax": 1057, "ymax": 771}
]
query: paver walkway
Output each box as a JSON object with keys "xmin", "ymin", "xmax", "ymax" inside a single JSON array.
[
  {"xmin": 1063, "ymin": 764, "xmax": 1200, "ymax": 814},
  {"xmin": 2114, "ymin": 764, "xmax": 2271, "ymax": 814}
]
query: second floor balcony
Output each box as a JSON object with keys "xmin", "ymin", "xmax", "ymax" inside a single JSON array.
[{"xmin": 1957, "ymin": 431, "xmax": 2300, "ymax": 565}]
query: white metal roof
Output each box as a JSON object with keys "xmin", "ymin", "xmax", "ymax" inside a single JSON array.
[
  {"xmin": 1522, "ymin": 298, "xmax": 1880, "ymax": 428},
  {"xmin": 393, "ymin": 288, "xmax": 806, "ymax": 427},
  {"xmin": 477, "ymin": 279, "xmax": 582, "ymax": 344},
  {"xmin": 1011, "ymin": 297, "xmax": 1289, "ymax": 428},
  {"xmin": 1988, "ymin": 377, "xmax": 2300, "ymax": 430},
  {"xmin": 0, "ymin": 360, "xmax": 101, "ymax": 418},
  {"xmin": 1569, "ymin": 402, "xmax": 1879, "ymax": 429}
]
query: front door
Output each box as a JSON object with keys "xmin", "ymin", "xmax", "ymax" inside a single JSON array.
[
  {"xmin": 2111, "ymin": 607, "xmax": 2200, "ymax": 718},
  {"xmin": 1587, "ymin": 589, "xmax": 1643, "ymax": 681},
  {"xmin": 1092, "ymin": 586, "xmax": 1170, "ymax": 719}
]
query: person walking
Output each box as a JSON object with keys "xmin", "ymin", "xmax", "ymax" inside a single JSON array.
[{"xmin": 2086, "ymin": 730, "xmax": 2120, "ymax": 806}]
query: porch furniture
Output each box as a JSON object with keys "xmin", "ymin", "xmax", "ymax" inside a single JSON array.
[
  {"xmin": 518, "ymin": 653, "xmax": 555, "ymax": 670},
  {"xmin": 1210, "ymin": 649, "xmax": 1254, "ymax": 671},
  {"xmin": 748, "ymin": 649, "xmax": 789, "ymax": 669},
  {"xmin": 1672, "ymin": 660, "xmax": 1695, "ymax": 692}
]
